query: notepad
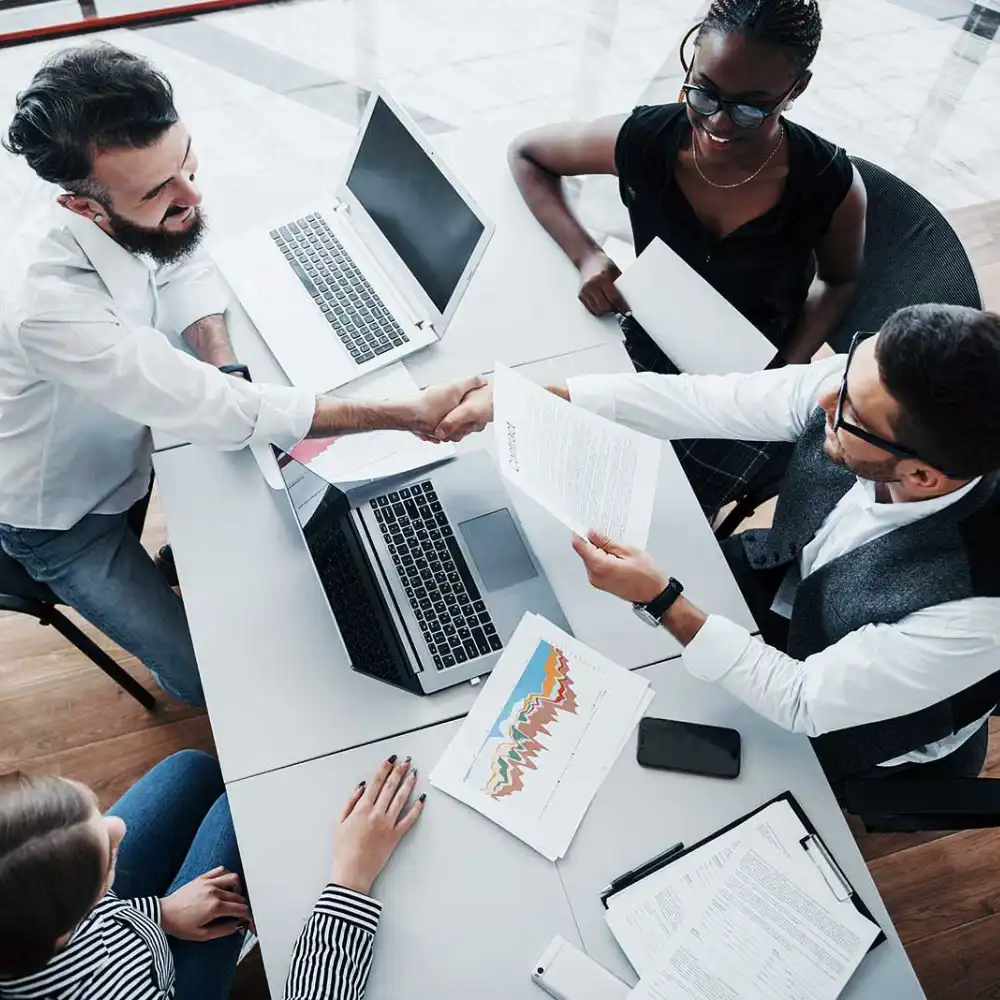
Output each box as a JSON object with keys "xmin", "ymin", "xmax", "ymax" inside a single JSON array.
[{"xmin": 606, "ymin": 795, "xmax": 881, "ymax": 1000}]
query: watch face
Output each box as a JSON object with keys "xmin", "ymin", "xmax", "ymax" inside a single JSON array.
[{"xmin": 632, "ymin": 603, "xmax": 661, "ymax": 628}]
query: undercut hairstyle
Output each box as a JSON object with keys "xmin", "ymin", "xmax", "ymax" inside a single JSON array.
[
  {"xmin": 877, "ymin": 304, "xmax": 1000, "ymax": 479},
  {"xmin": 3, "ymin": 43, "xmax": 178, "ymax": 204},
  {"xmin": 697, "ymin": 0, "xmax": 823, "ymax": 74},
  {"xmin": 0, "ymin": 773, "xmax": 105, "ymax": 978}
]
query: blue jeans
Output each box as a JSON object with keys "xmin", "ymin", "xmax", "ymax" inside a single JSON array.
[
  {"xmin": 107, "ymin": 750, "xmax": 245, "ymax": 1000},
  {"xmin": 0, "ymin": 506, "xmax": 203, "ymax": 705}
]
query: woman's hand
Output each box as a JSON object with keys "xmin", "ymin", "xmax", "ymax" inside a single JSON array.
[
  {"xmin": 160, "ymin": 867, "xmax": 250, "ymax": 941},
  {"xmin": 577, "ymin": 248, "xmax": 629, "ymax": 316},
  {"xmin": 330, "ymin": 756, "xmax": 425, "ymax": 896}
]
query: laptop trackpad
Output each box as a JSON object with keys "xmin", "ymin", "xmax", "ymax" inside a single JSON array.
[{"xmin": 459, "ymin": 509, "xmax": 537, "ymax": 593}]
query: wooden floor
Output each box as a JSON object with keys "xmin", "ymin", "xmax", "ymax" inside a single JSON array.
[{"xmin": 1, "ymin": 202, "xmax": 998, "ymax": 999}]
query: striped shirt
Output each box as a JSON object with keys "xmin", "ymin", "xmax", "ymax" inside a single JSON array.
[
  {"xmin": 0, "ymin": 892, "xmax": 171, "ymax": 999},
  {"xmin": 0, "ymin": 885, "xmax": 380, "ymax": 1000}
]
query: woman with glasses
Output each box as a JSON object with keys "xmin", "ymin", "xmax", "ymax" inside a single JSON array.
[{"xmin": 509, "ymin": 0, "xmax": 867, "ymax": 515}]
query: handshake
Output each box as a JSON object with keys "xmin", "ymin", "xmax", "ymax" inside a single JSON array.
[{"xmin": 401, "ymin": 375, "xmax": 495, "ymax": 444}]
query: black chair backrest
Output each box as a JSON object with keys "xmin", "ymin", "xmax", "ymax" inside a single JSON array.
[{"xmin": 827, "ymin": 157, "xmax": 982, "ymax": 353}]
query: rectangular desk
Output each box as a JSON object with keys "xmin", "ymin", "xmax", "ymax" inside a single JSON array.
[
  {"xmin": 227, "ymin": 659, "xmax": 925, "ymax": 999},
  {"xmin": 154, "ymin": 342, "xmax": 755, "ymax": 782}
]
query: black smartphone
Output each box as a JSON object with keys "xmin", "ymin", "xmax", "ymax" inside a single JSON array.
[{"xmin": 636, "ymin": 716, "xmax": 742, "ymax": 779}]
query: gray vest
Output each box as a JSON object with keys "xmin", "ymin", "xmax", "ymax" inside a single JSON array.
[{"xmin": 739, "ymin": 409, "xmax": 1000, "ymax": 778}]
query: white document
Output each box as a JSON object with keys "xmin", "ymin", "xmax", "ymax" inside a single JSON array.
[
  {"xmin": 430, "ymin": 613, "xmax": 653, "ymax": 861},
  {"xmin": 606, "ymin": 800, "xmax": 822, "ymax": 977},
  {"xmin": 629, "ymin": 828, "xmax": 879, "ymax": 1000},
  {"xmin": 492, "ymin": 364, "xmax": 661, "ymax": 548},
  {"xmin": 287, "ymin": 363, "xmax": 454, "ymax": 486},
  {"xmin": 615, "ymin": 237, "xmax": 776, "ymax": 376}
]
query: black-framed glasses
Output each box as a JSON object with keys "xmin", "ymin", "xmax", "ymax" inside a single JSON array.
[
  {"xmin": 678, "ymin": 21, "xmax": 800, "ymax": 131},
  {"xmin": 834, "ymin": 332, "xmax": 928, "ymax": 465},
  {"xmin": 680, "ymin": 83, "xmax": 797, "ymax": 130}
]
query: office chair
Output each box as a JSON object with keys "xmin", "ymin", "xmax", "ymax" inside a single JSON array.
[
  {"xmin": 0, "ymin": 492, "xmax": 156, "ymax": 710},
  {"xmin": 713, "ymin": 157, "xmax": 983, "ymax": 540}
]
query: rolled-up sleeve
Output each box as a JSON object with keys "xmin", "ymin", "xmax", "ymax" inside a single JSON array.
[
  {"xmin": 17, "ymin": 308, "xmax": 314, "ymax": 451},
  {"xmin": 154, "ymin": 250, "xmax": 231, "ymax": 335}
]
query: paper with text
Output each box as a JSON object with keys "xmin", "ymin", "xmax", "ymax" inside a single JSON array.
[
  {"xmin": 629, "ymin": 828, "xmax": 879, "ymax": 1000},
  {"xmin": 606, "ymin": 800, "xmax": 821, "ymax": 976},
  {"xmin": 492, "ymin": 364, "xmax": 660, "ymax": 548}
]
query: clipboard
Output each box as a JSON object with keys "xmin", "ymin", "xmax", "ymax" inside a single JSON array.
[{"xmin": 601, "ymin": 790, "xmax": 886, "ymax": 950}]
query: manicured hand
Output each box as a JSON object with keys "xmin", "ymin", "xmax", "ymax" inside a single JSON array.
[
  {"xmin": 330, "ymin": 755, "xmax": 425, "ymax": 896},
  {"xmin": 434, "ymin": 380, "xmax": 494, "ymax": 442},
  {"xmin": 577, "ymin": 249, "xmax": 629, "ymax": 317},
  {"xmin": 405, "ymin": 376, "xmax": 488, "ymax": 438},
  {"xmin": 160, "ymin": 867, "xmax": 250, "ymax": 941},
  {"xmin": 572, "ymin": 530, "xmax": 666, "ymax": 604}
]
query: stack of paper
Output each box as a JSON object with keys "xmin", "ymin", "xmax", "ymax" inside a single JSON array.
[
  {"xmin": 430, "ymin": 613, "xmax": 653, "ymax": 860},
  {"xmin": 607, "ymin": 799, "xmax": 880, "ymax": 1000},
  {"xmin": 492, "ymin": 364, "xmax": 661, "ymax": 548}
]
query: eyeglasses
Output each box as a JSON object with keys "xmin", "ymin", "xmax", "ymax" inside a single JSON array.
[
  {"xmin": 680, "ymin": 79, "xmax": 799, "ymax": 131},
  {"xmin": 834, "ymin": 332, "xmax": 935, "ymax": 468},
  {"xmin": 678, "ymin": 21, "xmax": 800, "ymax": 131}
]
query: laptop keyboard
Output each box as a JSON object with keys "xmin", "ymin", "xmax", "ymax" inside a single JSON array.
[
  {"xmin": 270, "ymin": 214, "xmax": 410, "ymax": 365},
  {"xmin": 371, "ymin": 482, "xmax": 504, "ymax": 670}
]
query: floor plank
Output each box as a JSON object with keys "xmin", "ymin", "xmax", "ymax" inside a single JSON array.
[{"xmin": 910, "ymin": 912, "xmax": 1000, "ymax": 1000}]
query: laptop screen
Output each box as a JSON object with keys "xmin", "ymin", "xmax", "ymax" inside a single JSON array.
[{"xmin": 346, "ymin": 96, "xmax": 486, "ymax": 315}]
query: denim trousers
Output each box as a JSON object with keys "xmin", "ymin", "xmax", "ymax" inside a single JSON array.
[
  {"xmin": 107, "ymin": 751, "xmax": 246, "ymax": 1000},
  {"xmin": 0, "ymin": 503, "xmax": 204, "ymax": 706}
]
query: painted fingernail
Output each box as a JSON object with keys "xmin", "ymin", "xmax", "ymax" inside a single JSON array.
[
  {"xmin": 403, "ymin": 756, "xmax": 412, "ymax": 765},
  {"xmin": 410, "ymin": 768, "xmax": 417, "ymax": 780},
  {"xmin": 357, "ymin": 780, "xmax": 366, "ymax": 790},
  {"xmin": 387, "ymin": 754, "xmax": 397, "ymax": 765},
  {"xmin": 418, "ymin": 793, "xmax": 427, "ymax": 803}
]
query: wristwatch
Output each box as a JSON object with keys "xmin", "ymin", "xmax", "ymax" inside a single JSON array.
[
  {"xmin": 632, "ymin": 578, "xmax": 684, "ymax": 628},
  {"xmin": 219, "ymin": 363, "xmax": 252, "ymax": 381}
]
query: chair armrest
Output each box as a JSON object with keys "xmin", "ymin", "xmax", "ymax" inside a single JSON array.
[{"xmin": 845, "ymin": 777, "xmax": 1000, "ymax": 832}]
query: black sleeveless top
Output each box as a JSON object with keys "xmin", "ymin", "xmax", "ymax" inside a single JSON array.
[{"xmin": 614, "ymin": 103, "xmax": 854, "ymax": 350}]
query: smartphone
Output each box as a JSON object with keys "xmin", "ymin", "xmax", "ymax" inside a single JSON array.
[
  {"xmin": 636, "ymin": 716, "xmax": 741, "ymax": 779},
  {"xmin": 531, "ymin": 936, "xmax": 630, "ymax": 1000}
]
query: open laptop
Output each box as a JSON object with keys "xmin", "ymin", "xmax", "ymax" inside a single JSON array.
[
  {"xmin": 275, "ymin": 448, "xmax": 570, "ymax": 695},
  {"xmin": 213, "ymin": 88, "xmax": 495, "ymax": 392}
]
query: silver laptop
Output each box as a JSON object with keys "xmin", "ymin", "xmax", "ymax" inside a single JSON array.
[
  {"xmin": 213, "ymin": 88, "xmax": 495, "ymax": 392},
  {"xmin": 275, "ymin": 448, "xmax": 570, "ymax": 695}
]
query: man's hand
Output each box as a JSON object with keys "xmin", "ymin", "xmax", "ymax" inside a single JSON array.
[
  {"xmin": 331, "ymin": 755, "xmax": 425, "ymax": 896},
  {"xmin": 402, "ymin": 376, "xmax": 487, "ymax": 439},
  {"xmin": 572, "ymin": 530, "xmax": 666, "ymax": 604},
  {"xmin": 434, "ymin": 381, "xmax": 494, "ymax": 442},
  {"xmin": 578, "ymin": 249, "xmax": 629, "ymax": 317},
  {"xmin": 160, "ymin": 867, "xmax": 250, "ymax": 941}
]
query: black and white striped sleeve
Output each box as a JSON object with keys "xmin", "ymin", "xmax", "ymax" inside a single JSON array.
[
  {"xmin": 284, "ymin": 884, "xmax": 383, "ymax": 1000},
  {"xmin": 122, "ymin": 894, "xmax": 162, "ymax": 923}
]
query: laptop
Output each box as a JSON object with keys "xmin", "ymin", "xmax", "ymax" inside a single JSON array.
[
  {"xmin": 212, "ymin": 88, "xmax": 495, "ymax": 392},
  {"xmin": 275, "ymin": 448, "xmax": 570, "ymax": 695}
]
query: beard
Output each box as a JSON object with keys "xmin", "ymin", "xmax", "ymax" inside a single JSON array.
[
  {"xmin": 105, "ymin": 205, "xmax": 206, "ymax": 265},
  {"xmin": 823, "ymin": 428, "xmax": 900, "ymax": 483}
]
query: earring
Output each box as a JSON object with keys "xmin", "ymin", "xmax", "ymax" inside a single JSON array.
[{"xmin": 94, "ymin": 214, "xmax": 104, "ymax": 223}]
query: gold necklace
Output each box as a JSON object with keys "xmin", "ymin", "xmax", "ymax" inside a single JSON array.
[{"xmin": 691, "ymin": 124, "xmax": 785, "ymax": 190}]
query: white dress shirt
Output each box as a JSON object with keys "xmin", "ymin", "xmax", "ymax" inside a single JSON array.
[
  {"xmin": 568, "ymin": 359, "xmax": 1000, "ymax": 765},
  {"xmin": 0, "ymin": 204, "xmax": 315, "ymax": 529}
]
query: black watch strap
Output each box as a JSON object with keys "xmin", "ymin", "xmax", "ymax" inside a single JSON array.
[
  {"xmin": 645, "ymin": 577, "xmax": 684, "ymax": 619},
  {"xmin": 219, "ymin": 363, "xmax": 252, "ymax": 382}
]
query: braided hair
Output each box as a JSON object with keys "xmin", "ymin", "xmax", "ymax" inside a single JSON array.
[{"xmin": 692, "ymin": 0, "xmax": 823, "ymax": 75}]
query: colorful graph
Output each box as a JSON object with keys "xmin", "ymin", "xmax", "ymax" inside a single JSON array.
[{"xmin": 465, "ymin": 639, "xmax": 578, "ymax": 800}]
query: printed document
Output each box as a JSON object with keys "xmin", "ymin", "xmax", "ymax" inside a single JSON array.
[
  {"xmin": 629, "ymin": 828, "xmax": 879, "ymax": 1000},
  {"xmin": 615, "ymin": 237, "xmax": 776, "ymax": 375},
  {"xmin": 430, "ymin": 613, "xmax": 653, "ymax": 860},
  {"xmin": 606, "ymin": 799, "xmax": 821, "ymax": 976},
  {"xmin": 492, "ymin": 364, "xmax": 661, "ymax": 548}
]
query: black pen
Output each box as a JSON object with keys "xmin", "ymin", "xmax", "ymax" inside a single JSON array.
[{"xmin": 601, "ymin": 841, "xmax": 685, "ymax": 898}]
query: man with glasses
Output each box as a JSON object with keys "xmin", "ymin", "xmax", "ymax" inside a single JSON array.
[{"xmin": 435, "ymin": 304, "xmax": 1000, "ymax": 790}]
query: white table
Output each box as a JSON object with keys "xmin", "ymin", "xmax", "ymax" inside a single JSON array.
[
  {"xmin": 227, "ymin": 659, "xmax": 926, "ymax": 999},
  {"xmin": 154, "ymin": 341, "xmax": 755, "ymax": 782}
]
